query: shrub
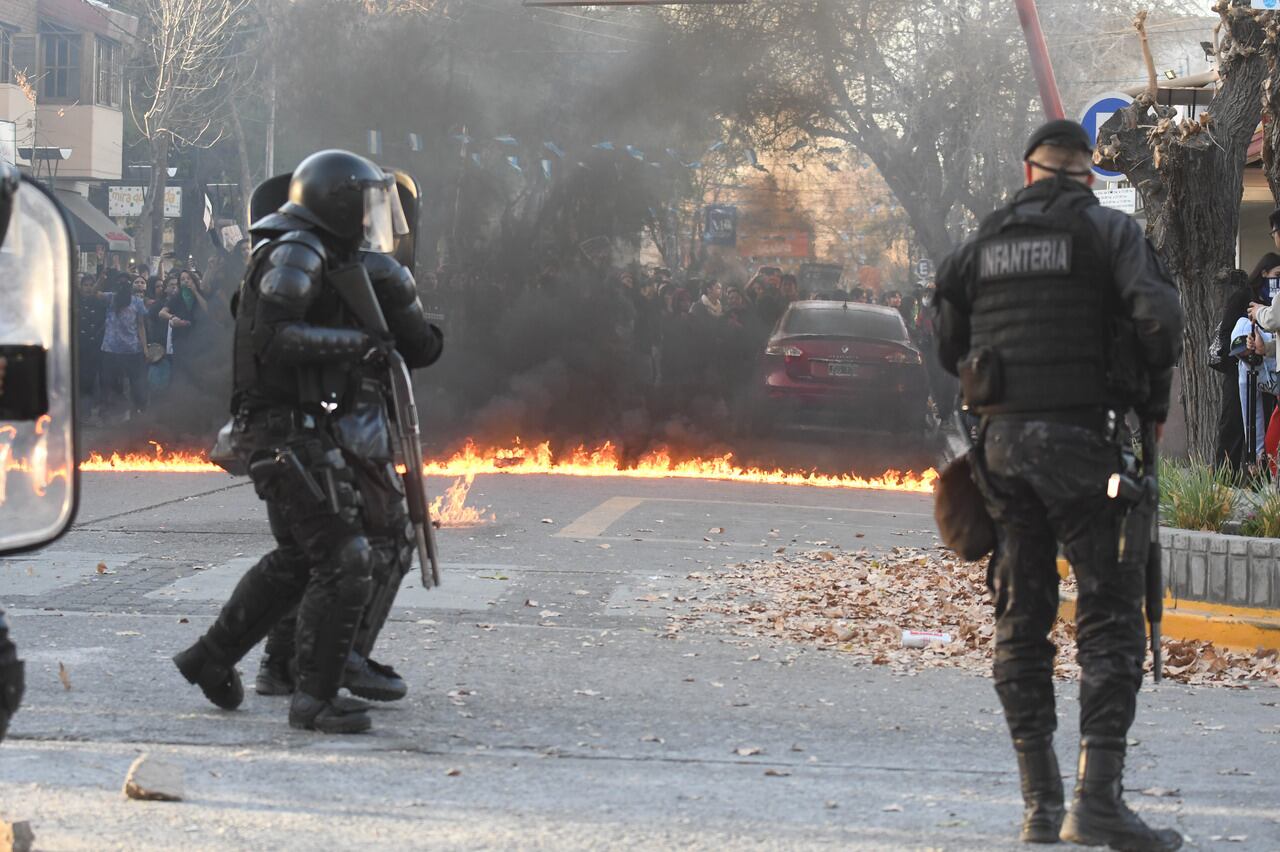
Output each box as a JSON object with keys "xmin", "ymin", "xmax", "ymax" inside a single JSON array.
[
  {"xmin": 1240, "ymin": 489, "xmax": 1280, "ymax": 539},
  {"xmin": 1159, "ymin": 459, "xmax": 1236, "ymax": 532}
]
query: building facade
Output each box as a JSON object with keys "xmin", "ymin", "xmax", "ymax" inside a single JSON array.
[{"xmin": 0, "ymin": 0, "xmax": 137, "ymax": 262}]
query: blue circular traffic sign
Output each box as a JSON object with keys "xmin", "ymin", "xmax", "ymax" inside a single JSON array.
[{"xmin": 1080, "ymin": 92, "xmax": 1133, "ymax": 180}]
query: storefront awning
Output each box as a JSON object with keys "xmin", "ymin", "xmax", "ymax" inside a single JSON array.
[{"xmin": 53, "ymin": 190, "xmax": 134, "ymax": 253}]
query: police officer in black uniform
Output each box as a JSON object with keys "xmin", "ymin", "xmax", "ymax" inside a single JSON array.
[
  {"xmin": 173, "ymin": 149, "xmax": 443, "ymax": 734},
  {"xmin": 252, "ymin": 249, "xmax": 428, "ymax": 704},
  {"xmin": 934, "ymin": 120, "xmax": 1184, "ymax": 849}
]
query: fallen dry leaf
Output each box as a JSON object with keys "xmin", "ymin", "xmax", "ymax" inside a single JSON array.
[
  {"xmin": 445, "ymin": 768, "xmax": 462, "ymax": 777},
  {"xmin": 734, "ymin": 746, "xmax": 762, "ymax": 756},
  {"xmin": 763, "ymin": 769, "xmax": 790, "ymax": 777},
  {"xmin": 679, "ymin": 545, "xmax": 1280, "ymax": 688},
  {"xmin": 58, "ymin": 662, "xmax": 71, "ymax": 691},
  {"xmin": 96, "ymin": 562, "xmax": 108, "ymax": 574},
  {"xmin": 1140, "ymin": 787, "xmax": 1180, "ymax": 798}
]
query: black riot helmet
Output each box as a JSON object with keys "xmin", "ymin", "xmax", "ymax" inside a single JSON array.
[{"xmin": 280, "ymin": 150, "xmax": 399, "ymax": 250}]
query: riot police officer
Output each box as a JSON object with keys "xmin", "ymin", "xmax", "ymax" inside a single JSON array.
[
  {"xmin": 934, "ymin": 120, "xmax": 1184, "ymax": 849},
  {"xmin": 173, "ymin": 150, "xmax": 443, "ymax": 734},
  {"xmin": 253, "ymin": 249, "xmax": 431, "ymax": 704}
]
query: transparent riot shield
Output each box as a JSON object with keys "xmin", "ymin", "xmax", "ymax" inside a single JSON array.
[{"xmin": 0, "ymin": 175, "xmax": 78, "ymax": 555}]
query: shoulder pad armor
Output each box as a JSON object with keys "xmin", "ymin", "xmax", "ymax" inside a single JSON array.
[{"xmin": 259, "ymin": 232, "xmax": 325, "ymax": 309}]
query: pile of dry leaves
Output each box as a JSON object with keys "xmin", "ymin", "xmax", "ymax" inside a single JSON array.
[{"xmin": 683, "ymin": 545, "xmax": 1280, "ymax": 688}]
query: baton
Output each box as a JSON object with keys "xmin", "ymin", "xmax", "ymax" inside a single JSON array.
[{"xmin": 1140, "ymin": 421, "xmax": 1163, "ymax": 683}]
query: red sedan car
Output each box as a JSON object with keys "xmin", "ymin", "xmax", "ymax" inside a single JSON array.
[{"xmin": 752, "ymin": 300, "xmax": 932, "ymax": 436}]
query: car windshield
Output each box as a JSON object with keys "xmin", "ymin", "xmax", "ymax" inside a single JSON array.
[{"xmin": 779, "ymin": 307, "xmax": 906, "ymax": 341}]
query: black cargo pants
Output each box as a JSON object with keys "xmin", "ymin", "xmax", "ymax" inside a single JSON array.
[
  {"xmin": 201, "ymin": 419, "xmax": 374, "ymax": 701},
  {"xmin": 978, "ymin": 417, "xmax": 1146, "ymax": 743}
]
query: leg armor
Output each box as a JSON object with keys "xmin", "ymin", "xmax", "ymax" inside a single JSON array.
[
  {"xmin": 351, "ymin": 461, "xmax": 414, "ymax": 659},
  {"xmin": 0, "ymin": 611, "xmax": 23, "ymax": 743}
]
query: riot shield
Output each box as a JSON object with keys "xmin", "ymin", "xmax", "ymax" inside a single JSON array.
[
  {"xmin": 249, "ymin": 172, "xmax": 293, "ymax": 225},
  {"xmin": 390, "ymin": 170, "xmax": 420, "ymax": 277},
  {"xmin": 0, "ymin": 169, "xmax": 79, "ymax": 556}
]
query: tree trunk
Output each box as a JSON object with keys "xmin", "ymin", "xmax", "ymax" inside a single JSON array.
[
  {"xmin": 229, "ymin": 100, "xmax": 254, "ymax": 233},
  {"xmin": 140, "ymin": 135, "xmax": 170, "ymax": 268},
  {"xmin": 1098, "ymin": 1, "xmax": 1266, "ymax": 459}
]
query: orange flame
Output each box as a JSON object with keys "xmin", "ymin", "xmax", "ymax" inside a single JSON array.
[
  {"xmin": 424, "ymin": 439, "xmax": 937, "ymax": 492},
  {"xmin": 430, "ymin": 473, "xmax": 492, "ymax": 527},
  {"xmin": 76, "ymin": 438, "xmax": 936, "ymax": 493}
]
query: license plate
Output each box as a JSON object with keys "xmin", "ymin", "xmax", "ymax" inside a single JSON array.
[{"xmin": 828, "ymin": 363, "xmax": 855, "ymax": 377}]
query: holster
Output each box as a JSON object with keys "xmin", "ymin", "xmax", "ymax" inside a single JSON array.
[
  {"xmin": 249, "ymin": 446, "xmax": 330, "ymax": 509},
  {"xmin": 1118, "ymin": 477, "xmax": 1157, "ymax": 570},
  {"xmin": 958, "ymin": 347, "xmax": 1004, "ymax": 409}
]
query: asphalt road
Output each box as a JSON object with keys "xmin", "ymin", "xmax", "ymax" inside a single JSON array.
[{"xmin": 0, "ymin": 469, "xmax": 1277, "ymax": 850}]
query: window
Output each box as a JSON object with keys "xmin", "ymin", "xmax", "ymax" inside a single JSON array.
[
  {"xmin": 38, "ymin": 21, "xmax": 80, "ymax": 101},
  {"xmin": 779, "ymin": 305, "xmax": 908, "ymax": 342},
  {"xmin": 0, "ymin": 28, "xmax": 11, "ymax": 86},
  {"xmin": 95, "ymin": 37, "xmax": 119, "ymax": 107}
]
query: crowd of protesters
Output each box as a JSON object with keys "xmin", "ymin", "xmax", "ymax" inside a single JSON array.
[
  {"xmin": 1213, "ymin": 208, "xmax": 1280, "ymax": 478},
  {"xmin": 77, "ymin": 242, "xmax": 247, "ymax": 427},
  {"xmin": 418, "ymin": 257, "xmax": 933, "ymax": 441},
  {"xmin": 77, "ymin": 234, "xmax": 930, "ymax": 447}
]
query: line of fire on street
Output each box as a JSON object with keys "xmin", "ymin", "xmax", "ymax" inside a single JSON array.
[{"xmin": 74, "ymin": 438, "xmax": 940, "ymax": 492}]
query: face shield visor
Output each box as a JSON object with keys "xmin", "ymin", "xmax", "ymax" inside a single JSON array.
[{"xmin": 360, "ymin": 177, "xmax": 400, "ymax": 254}]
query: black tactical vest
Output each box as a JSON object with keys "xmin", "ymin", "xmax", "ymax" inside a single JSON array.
[
  {"xmin": 230, "ymin": 231, "xmax": 345, "ymax": 414},
  {"xmin": 967, "ymin": 190, "xmax": 1118, "ymax": 414}
]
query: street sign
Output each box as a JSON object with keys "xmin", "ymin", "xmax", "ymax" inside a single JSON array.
[
  {"xmin": 702, "ymin": 204, "xmax": 738, "ymax": 246},
  {"xmin": 915, "ymin": 258, "xmax": 933, "ymax": 280},
  {"xmin": 1079, "ymin": 91, "xmax": 1133, "ymax": 180},
  {"xmin": 1096, "ymin": 187, "xmax": 1138, "ymax": 215}
]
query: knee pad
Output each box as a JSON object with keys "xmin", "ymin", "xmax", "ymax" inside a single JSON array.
[{"xmin": 334, "ymin": 536, "xmax": 374, "ymax": 609}]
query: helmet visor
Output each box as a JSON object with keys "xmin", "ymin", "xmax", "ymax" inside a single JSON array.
[{"xmin": 361, "ymin": 184, "xmax": 396, "ymax": 254}]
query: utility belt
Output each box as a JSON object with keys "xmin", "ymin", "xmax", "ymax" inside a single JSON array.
[{"xmin": 984, "ymin": 407, "xmax": 1121, "ymax": 440}]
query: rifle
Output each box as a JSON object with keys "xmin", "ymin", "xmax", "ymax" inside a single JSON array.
[
  {"xmin": 1107, "ymin": 420, "xmax": 1162, "ymax": 682},
  {"xmin": 329, "ymin": 262, "xmax": 441, "ymax": 588}
]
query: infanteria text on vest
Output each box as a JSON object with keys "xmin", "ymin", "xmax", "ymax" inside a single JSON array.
[{"xmin": 979, "ymin": 236, "xmax": 1072, "ymax": 281}]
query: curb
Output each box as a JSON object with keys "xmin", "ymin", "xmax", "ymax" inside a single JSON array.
[{"xmin": 1056, "ymin": 558, "xmax": 1280, "ymax": 652}]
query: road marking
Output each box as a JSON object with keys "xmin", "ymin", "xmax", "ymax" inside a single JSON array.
[{"xmin": 554, "ymin": 497, "xmax": 646, "ymax": 538}]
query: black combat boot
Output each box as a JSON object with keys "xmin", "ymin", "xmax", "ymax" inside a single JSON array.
[
  {"xmin": 288, "ymin": 691, "xmax": 372, "ymax": 734},
  {"xmin": 342, "ymin": 651, "xmax": 407, "ymax": 702},
  {"xmin": 173, "ymin": 638, "xmax": 245, "ymax": 710},
  {"xmin": 255, "ymin": 653, "xmax": 296, "ymax": 696},
  {"xmin": 1014, "ymin": 736, "xmax": 1065, "ymax": 843},
  {"xmin": 1060, "ymin": 736, "xmax": 1182, "ymax": 851},
  {"xmin": 0, "ymin": 658, "xmax": 23, "ymax": 743}
]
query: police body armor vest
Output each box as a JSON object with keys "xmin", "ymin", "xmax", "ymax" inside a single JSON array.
[
  {"xmin": 230, "ymin": 230, "xmax": 348, "ymax": 414},
  {"xmin": 967, "ymin": 192, "xmax": 1117, "ymax": 415}
]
